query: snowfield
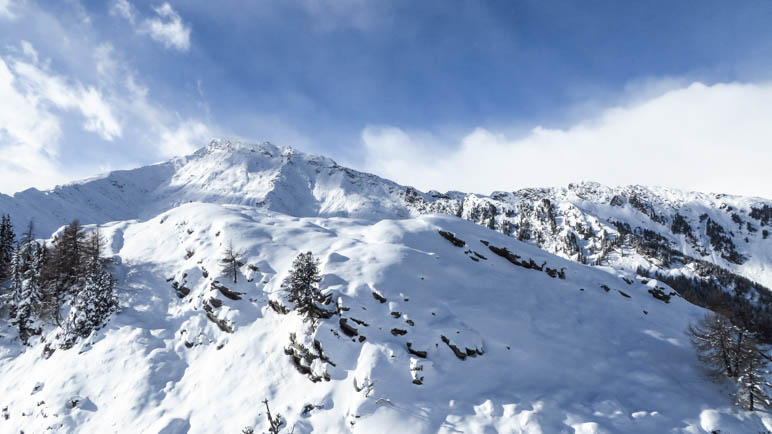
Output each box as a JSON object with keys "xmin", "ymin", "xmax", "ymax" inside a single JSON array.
[
  {"xmin": 1, "ymin": 140, "xmax": 772, "ymax": 433},
  {"xmin": 2, "ymin": 203, "xmax": 772, "ymax": 433}
]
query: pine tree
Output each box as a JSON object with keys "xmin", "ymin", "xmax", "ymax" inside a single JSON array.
[
  {"xmin": 282, "ymin": 252, "xmax": 333, "ymax": 325},
  {"xmin": 42, "ymin": 220, "xmax": 86, "ymax": 325},
  {"xmin": 10, "ymin": 223, "xmax": 45, "ymax": 344},
  {"xmin": 220, "ymin": 240, "xmax": 245, "ymax": 284},
  {"xmin": 62, "ymin": 270, "xmax": 117, "ymax": 349},
  {"xmin": 62, "ymin": 228, "xmax": 117, "ymax": 349},
  {"xmin": 48, "ymin": 220, "xmax": 86, "ymax": 285},
  {"xmin": 0, "ymin": 214, "xmax": 15, "ymax": 282}
]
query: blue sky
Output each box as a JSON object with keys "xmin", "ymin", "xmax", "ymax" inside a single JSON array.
[{"xmin": 1, "ymin": 0, "xmax": 772, "ymax": 197}]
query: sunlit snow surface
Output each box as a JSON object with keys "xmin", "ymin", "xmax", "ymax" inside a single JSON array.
[{"xmin": 2, "ymin": 204, "xmax": 771, "ymax": 433}]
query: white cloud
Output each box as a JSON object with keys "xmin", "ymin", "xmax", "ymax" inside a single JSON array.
[
  {"xmin": 0, "ymin": 42, "xmax": 125, "ymax": 194},
  {"xmin": 110, "ymin": 0, "xmax": 136, "ymax": 24},
  {"xmin": 140, "ymin": 3, "xmax": 190, "ymax": 51},
  {"xmin": 0, "ymin": 0, "xmax": 15, "ymax": 19},
  {"xmin": 94, "ymin": 43, "xmax": 118, "ymax": 80},
  {"xmin": 0, "ymin": 57, "xmax": 66, "ymax": 193},
  {"xmin": 360, "ymin": 82, "xmax": 772, "ymax": 199},
  {"xmin": 112, "ymin": 1, "xmax": 191, "ymax": 51},
  {"xmin": 158, "ymin": 119, "xmax": 211, "ymax": 157},
  {"xmin": 12, "ymin": 59, "xmax": 122, "ymax": 141}
]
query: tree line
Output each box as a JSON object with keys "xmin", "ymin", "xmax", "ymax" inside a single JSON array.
[{"xmin": 0, "ymin": 215, "xmax": 117, "ymax": 348}]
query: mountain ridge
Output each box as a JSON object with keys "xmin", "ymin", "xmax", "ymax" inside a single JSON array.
[
  {"xmin": 3, "ymin": 140, "xmax": 772, "ymax": 432},
  {"xmin": 2, "ymin": 139, "xmax": 770, "ymax": 290}
]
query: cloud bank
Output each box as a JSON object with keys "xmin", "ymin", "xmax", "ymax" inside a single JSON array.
[{"xmin": 361, "ymin": 82, "xmax": 772, "ymax": 199}]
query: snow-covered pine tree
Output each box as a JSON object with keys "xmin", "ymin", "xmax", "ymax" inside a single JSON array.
[
  {"xmin": 281, "ymin": 252, "xmax": 333, "ymax": 325},
  {"xmin": 10, "ymin": 222, "xmax": 46, "ymax": 344},
  {"xmin": 47, "ymin": 220, "xmax": 86, "ymax": 285},
  {"xmin": 41, "ymin": 219, "xmax": 86, "ymax": 325},
  {"xmin": 0, "ymin": 214, "xmax": 15, "ymax": 283},
  {"xmin": 62, "ymin": 228, "xmax": 117, "ymax": 349},
  {"xmin": 220, "ymin": 240, "xmax": 245, "ymax": 284}
]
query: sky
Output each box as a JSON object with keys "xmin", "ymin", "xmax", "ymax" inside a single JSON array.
[{"xmin": 0, "ymin": 0, "xmax": 771, "ymax": 198}]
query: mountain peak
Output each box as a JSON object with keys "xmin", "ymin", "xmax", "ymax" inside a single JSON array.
[{"xmin": 194, "ymin": 139, "xmax": 287, "ymax": 158}]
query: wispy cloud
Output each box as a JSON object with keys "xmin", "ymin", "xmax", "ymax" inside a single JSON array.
[
  {"xmin": 112, "ymin": 1, "xmax": 191, "ymax": 52},
  {"xmin": 0, "ymin": 0, "xmax": 16, "ymax": 19},
  {"xmin": 0, "ymin": 34, "xmax": 213, "ymax": 194},
  {"xmin": 110, "ymin": 0, "xmax": 135, "ymax": 25},
  {"xmin": 360, "ymin": 82, "xmax": 772, "ymax": 199},
  {"xmin": 0, "ymin": 41, "xmax": 124, "ymax": 193},
  {"xmin": 140, "ymin": 3, "xmax": 190, "ymax": 51}
]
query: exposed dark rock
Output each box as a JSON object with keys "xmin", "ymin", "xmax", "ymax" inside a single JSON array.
[
  {"xmin": 472, "ymin": 251, "xmax": 487, "ymax": 260},
  {"xmin": 269, "ymin": 300, "xmax": 290, "ymax": 315},
  {"xmin": 441, "ymin": 335, "xmax": 467, "ymax": 360},
  {"xmin": 438, "ymin": 230, "xmax": 466, "ymax": 247},
  {"xmin": 648, "ymin": 288, "xmax": 672, "ymax": 304},
  {"xmin": 339, "ymin": 319, "xmax": 358, "ymax": 337},
  {"xmin": 610, "ymin": 195, "xmax": 626, "ymax": 207},
  {"xmin": 171, "ymin": 280, "xmax": 190, "ymax": 298},
  {"xmin": 407, "ymin": 342, "xmax": 427, "ymax": 358},
  {"xmin": 211, "ymin": 281, "xmax": 243, "ymax": 300},
  {"xmin": 372, "ymin": 291, "xmax": 387, "ymax": 303},
  {"xmin": 349, "ymin": 317, "xmax": 369, "ymax": 327}
]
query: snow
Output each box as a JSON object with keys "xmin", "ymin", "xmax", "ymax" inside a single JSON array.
[
  {"xmin": 1, "ymin": 140, "xmax": 770, "ymax": 291},
  {"xmin": 1, "ymin": 141, "xmax": 772, "ymax": 432},
  {"xmin": 1, "ymin": 202, "xmax": 771, "ymax": 432}
]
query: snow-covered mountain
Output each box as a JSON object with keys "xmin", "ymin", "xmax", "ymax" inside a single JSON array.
[
  {"xmin": 1, "ymin": 140, "xmax": 772, "ymax": 432},
  {"xmin": 3, "ymin": 140, "xmax": 771, "ymax": 285},
  {"xmin": 3, "ymin": 140, "xmax": 770, "ymax": 323}
]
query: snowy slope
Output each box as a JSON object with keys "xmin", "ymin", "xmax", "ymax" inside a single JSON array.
[
  {"xmin": 0, "ymin": 140, "xmax": 410, "ymax": 238},
  {"xmin": 1, "ymin": 140, "xmax": 770, "ymax": 294},
  {"xmin": 2, "ymin": 203, "xmax": 771, "ymax": 433}
]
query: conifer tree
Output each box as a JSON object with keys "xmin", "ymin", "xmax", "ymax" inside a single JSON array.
[
  {"xmin": 42, "ymin": 220, "xmax": 85, "ymax": 325},
  {"xmin": 62, "ymin": 228, "xmax": 117, "ymax": 349},
  {"xmin": 10, "ymin": 222, "xmax": 45, "ymax": 344},
  {"xmin": 0, "ymin": 214, "xmax": 14, "ymax": 282},
  {"xmin": 281, "ymin": 252, "xmax": 332, "ymax": 325}
]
